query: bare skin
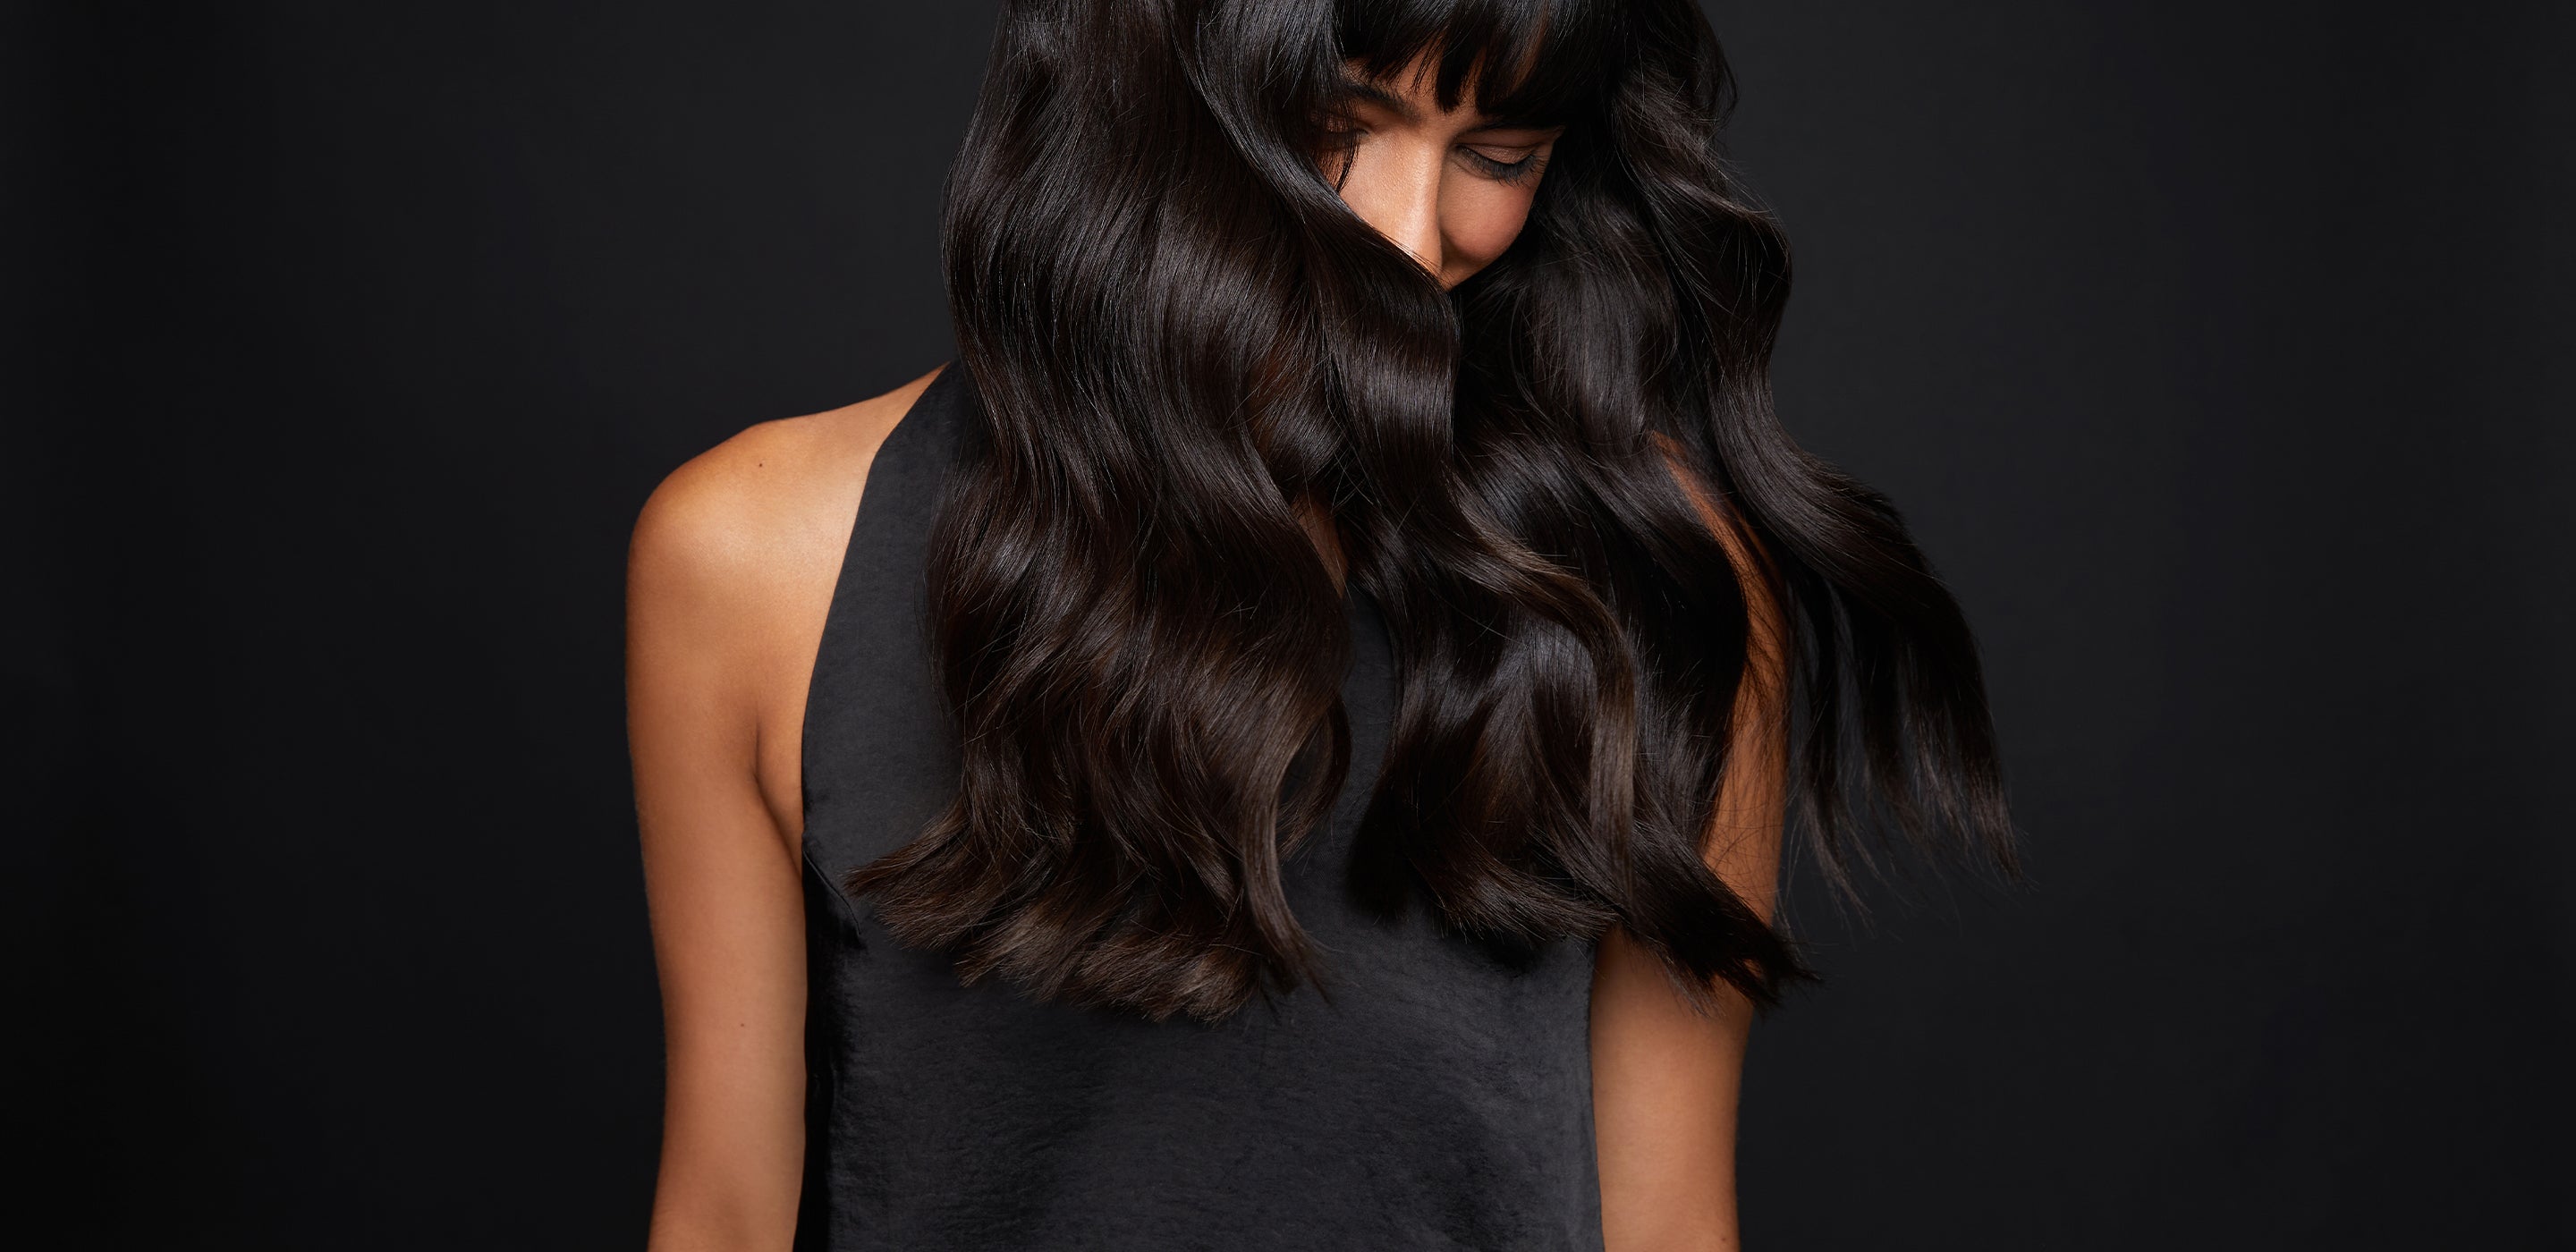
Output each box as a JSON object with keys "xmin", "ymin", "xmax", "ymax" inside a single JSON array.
[
  {"xmin": 631, "ymin": 55, "xmax": 1784, "ymax": 1252},
  {"xmin": 629, "ymin": 368, "xmax": 936, "ymax": 1249}
]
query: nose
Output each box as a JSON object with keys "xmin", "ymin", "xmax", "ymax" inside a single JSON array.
[{"xmin": 1340, "ymin": 140, "xmax": 1445, "ymax": 279}]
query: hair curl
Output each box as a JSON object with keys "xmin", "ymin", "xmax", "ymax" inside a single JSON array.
[{"xmin": 847, "ymin": 0, "xmax": 2019, "ymax": 1022}]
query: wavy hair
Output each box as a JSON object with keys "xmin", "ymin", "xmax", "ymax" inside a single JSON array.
[{"xmin": 846, "ymin": 0, "xmax": 2019, "ymax": 1022}]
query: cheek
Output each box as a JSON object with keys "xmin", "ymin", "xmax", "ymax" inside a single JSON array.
[{"xmin": 1438, "ymin": 173, "xmax": 1541, "ymax": 274}]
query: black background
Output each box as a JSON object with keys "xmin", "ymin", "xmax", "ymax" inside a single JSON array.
[{"xmin": 13, "ymin": 2, "xmax": 2571, "ymax": 1247}]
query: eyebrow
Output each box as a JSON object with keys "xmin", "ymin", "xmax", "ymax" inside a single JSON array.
[{"xmin": 1332, "ymin": 77, "xmax": 1420, "ymax": 123}]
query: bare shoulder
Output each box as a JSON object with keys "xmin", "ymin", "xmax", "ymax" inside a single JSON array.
[
  {"xmin": 626, "ymin": 364, "xmax": 945, "ymax": 732},
  {"xmin": 626, "ymin": 364, "xmax": 946, "ymax": 833},
  {"xmin": 629, "ymin": 367, "xmax": 945, "ymax": 619}
]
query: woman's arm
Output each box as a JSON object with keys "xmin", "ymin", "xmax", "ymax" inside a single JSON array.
[
  {"xmin": 1592, "ymin": 445, "xmax": 1792, "ymax": 1252},
  {"xmin": 626, "ymin": 436, "xmax": 817, "ymax": 1252},
  {"xmin": 625, "ymin": 372, "xmax": 936, "ymax": 1251}
]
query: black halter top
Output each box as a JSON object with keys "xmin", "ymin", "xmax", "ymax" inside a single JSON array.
[{"xmin": 794, "ymin": 365, "xmax": 1604, "ymax": 1250}]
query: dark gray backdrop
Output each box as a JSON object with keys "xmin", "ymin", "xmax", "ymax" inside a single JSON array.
[{"xmin": 13, "ymin": 2, "xmax": 2570, "ymax": 1248}]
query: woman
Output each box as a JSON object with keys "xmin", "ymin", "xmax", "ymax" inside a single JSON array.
[{"xmin": 627, "ymin": 1, "xmax": 2015, "ymax": 1248}]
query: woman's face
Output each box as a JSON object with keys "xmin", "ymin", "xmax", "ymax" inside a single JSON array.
[{"xmin": 1317, "ymin": 57, "xmax": 1563, "ymax": 290}]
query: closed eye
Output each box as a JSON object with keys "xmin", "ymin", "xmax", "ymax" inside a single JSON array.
[{"xmin": 1459, "ymin": 144, "xmax": 1546, "ymax": 185}]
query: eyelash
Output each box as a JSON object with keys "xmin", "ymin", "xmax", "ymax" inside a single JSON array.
[
  {"xmin": 1316, "ymin": 126, "xmax": 1550, "ymax": 188},
  {"xmin": 1460, "ymin": 146, "xmax": 1546, "ymax": 186}
]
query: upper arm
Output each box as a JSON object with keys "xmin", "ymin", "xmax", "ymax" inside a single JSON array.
[
  {"xmin": 1590, "ymin": 440, "xmax": 1790, "ymax": 1252},
  {"xmin": 625, "ymin": 427, "xmax": 821, "ymax": 1251}
]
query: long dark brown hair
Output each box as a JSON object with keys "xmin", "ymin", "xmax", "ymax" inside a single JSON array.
[{"xmin": 847, "ymin": 0, "xmax": 2019, "ymax": 1022}]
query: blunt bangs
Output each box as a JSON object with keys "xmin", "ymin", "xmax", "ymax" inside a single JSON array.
[{"xmin": 1335, "ymin": 0, "xmax": 1621, "ymax": 127}]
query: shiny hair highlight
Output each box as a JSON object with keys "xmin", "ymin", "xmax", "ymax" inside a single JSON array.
[{"xmin": 847, "ymin": 0, "xmax": 2019, "ymax": 1022}]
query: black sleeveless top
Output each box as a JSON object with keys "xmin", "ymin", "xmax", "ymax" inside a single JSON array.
[{"xmin": 796, "ymin": 366, "xmax": 1604, "ymax": 1250}]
